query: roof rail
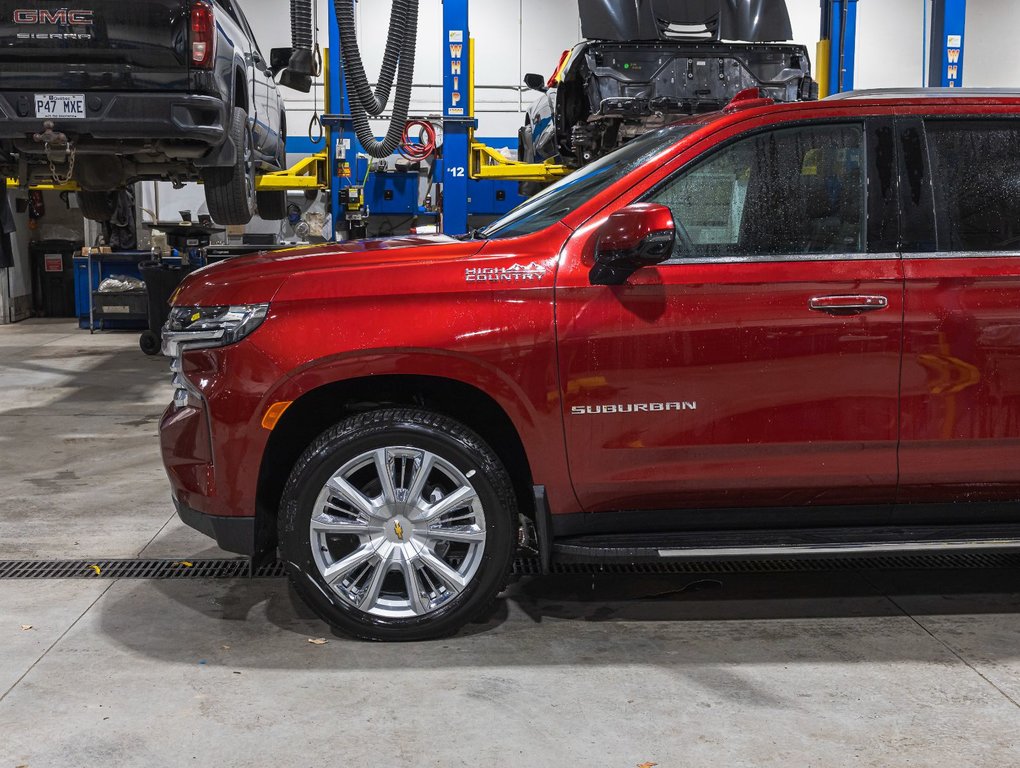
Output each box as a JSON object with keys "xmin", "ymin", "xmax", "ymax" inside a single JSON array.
[{"xmin": 827, "ymin": 87, "xmax": 1020, "ymax": 100}]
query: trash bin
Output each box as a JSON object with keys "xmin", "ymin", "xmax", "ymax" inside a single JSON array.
[
  {"xmin": 138, "ymin": 260, "xmax": 197, "ymax": 356},
  {"xmin": 30, "ymin": 240, "xmax": 82, "ymax": 317}
]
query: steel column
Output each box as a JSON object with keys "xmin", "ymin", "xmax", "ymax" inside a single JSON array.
[
  {"xmin": 826, "ymin": 0, "xmax": 857, "ymax": 94},
  {"xmin": 327, "ymin": 2, "xmax": 364, "ymax": 238},
  {"xmin": 928, "ymin": 0, "xmax": 967, "ymax": 87},
  {"xmin": 440, "ymin": 0, "xmax": 474, "ymax": 235}
]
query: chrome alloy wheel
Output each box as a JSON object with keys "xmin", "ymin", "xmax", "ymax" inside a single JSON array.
[{"xmin": 309, "ymin": 446, "xmax": 487, "ymax": 619}]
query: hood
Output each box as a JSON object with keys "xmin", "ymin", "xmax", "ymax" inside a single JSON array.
[
  {"xmin": 579, "ymin": 0, "xmax": 793, "ymax": 43},
  {"xmin": 173, "ymin": 234, "xmax": 485, "ymax": 306}
]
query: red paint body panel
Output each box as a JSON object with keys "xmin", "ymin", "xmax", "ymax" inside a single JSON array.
[
  {"xmin": 557, "ymin": 244, "xmax": 904, "ymax": 511},
  {"xmin": 900, "ymin": 256, "xmax": 1020, "ymax": 502},
  {"xmin": 158, "ymin": 94, "xmax": 1020, "ymax": 537}
]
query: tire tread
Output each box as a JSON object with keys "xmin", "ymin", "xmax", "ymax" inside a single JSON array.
[{"xmin": 279, "ymin": 407, "xmax": 518, "ymax": 641}]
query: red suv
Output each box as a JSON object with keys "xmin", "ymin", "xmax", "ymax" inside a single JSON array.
[{"xmin": 160, "ymin": 89, "xmax": 1020, "ymax": 641}]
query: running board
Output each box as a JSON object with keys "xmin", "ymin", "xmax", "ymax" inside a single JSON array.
[{"xmin": 552, "ymin": 524, "xmax": 1020, "ymax": 563}]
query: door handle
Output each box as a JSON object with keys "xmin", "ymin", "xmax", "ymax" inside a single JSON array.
[{"xmin": 808, "ymin": 294, "xmax": 889, "ymax": 316}]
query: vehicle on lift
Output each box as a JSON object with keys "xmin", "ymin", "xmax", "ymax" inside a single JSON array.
[
  {"xmin": 0, "ymin": 0, "xmax": 288, "ymax": 224},
  {"xmin": 160, "ymin": 89, "xmax": 1020, "ymax": 641},
  {"xmin": 520, "ymin": 0, "xmax": 816, "ymax": 168}
]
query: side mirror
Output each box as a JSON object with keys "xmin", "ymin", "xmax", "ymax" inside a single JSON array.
[
  {"xmin": 590, "ymin": 203, "xmax": 676, "ymax": 286},
  {"xmin": 524, "ymin": 73, "xmax": 548, "ymax": 92},
  {"xmin": 270, "ymin": 47, "xmax": 293, "ymax": 73}
]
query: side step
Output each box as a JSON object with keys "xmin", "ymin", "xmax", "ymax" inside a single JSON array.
[{"xmin": 552, "ymin": 524, "xmax": 1020, "ymax": 563}]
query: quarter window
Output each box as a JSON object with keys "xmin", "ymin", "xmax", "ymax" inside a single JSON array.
[
  {"xmin": 647, "ymin": 124, "xmax": 865, "ymax": 258},
  {"xmin": 926, "ymin": 121, "xmax": 1020, "ymax": 252}
]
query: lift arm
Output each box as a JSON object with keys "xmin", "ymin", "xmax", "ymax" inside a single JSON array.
[
  {"xmin": 468, "ymin": 141, "xmax": 569, "ymax": 182},
  {"xmin": 7, "ymin": 152, "xmax": 329, "ymax": 193}
]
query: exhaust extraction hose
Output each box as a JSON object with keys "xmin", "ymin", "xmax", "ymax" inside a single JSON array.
[
  {"xmin": 290, "ymin": 0, "xmax": 314, "ymax": 54},
  {"xmin": 335, "ymin": 0, "xmax": 419, "ymax": 158},
  {"xmin": 283, "ymin": 0, "xmax": 320, "ymax": 92}
]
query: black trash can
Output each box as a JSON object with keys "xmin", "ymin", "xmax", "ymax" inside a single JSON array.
[
  {"xmin": 30, "ymin": 240, "xmax": 82, "ymax": 317},
  {"xmin": 138, "ymin": 260, "xmax": 197, "ymax": 355}
]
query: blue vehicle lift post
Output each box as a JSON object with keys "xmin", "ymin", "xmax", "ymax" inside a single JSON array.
[
  {"xmin": 928, "ymin": 0, "xmax": 967, "ymax": 87},
  {"xmin": 324, "ymin": 0, "xmax": 476, "ymax": 236},
  {"xmin": 440, "ymin": 0, "xmax": 474, "ymax": 236},
  {"xmin": 818, "ymin": 0, "xmax": 857, "ymax": 96}
]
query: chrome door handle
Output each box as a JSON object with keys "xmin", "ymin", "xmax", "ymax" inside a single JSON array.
[{"xmin": 808, "ymin": 294, "xmax": 889, "ymax": 316}]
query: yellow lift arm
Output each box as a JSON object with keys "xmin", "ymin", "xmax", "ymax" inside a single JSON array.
[
  {"xmin": 468, "ymin": 141, "xmax": 569, "ymax": 182},
  {"xmin": 6, "ymin": 150, "xmax": 329, "ymax": 193},
  {"xmin": 464, "ymin": 38, "xmax": 570, "ymax": 185}
]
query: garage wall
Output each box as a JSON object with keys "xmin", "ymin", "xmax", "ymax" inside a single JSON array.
[{"xmin": 964, "ymin": 0, "xmax": 1020, "ymax": 86}]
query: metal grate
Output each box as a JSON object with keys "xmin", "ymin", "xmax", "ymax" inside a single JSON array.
[
  {"xmin": 0, "ymin": 553, "xmax": 1017, "ymax": 580},
  {"xmin": 0, "ymin": 558, "xmax": 286, "ymax": 580}
]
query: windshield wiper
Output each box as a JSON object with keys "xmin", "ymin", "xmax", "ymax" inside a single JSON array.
[{"xmin": 456, "ymin": 228, "xmax": 489, "ymax": 241}]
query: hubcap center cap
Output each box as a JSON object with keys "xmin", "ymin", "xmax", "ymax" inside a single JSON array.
[{"xmin": 383, "ymin": 514, "xmax": 413, "ymax": 544}]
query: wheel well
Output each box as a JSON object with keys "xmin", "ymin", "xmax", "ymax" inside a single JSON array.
[
  {"xmin": 256, "ymin": 375, "xmax": 536, "ymax": 542},
  {"xmin": 234, "ymin": 69, "xmax": 248, "ymax": 112}
]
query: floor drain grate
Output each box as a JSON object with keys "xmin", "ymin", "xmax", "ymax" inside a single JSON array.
[
  {"xmin": 0, "ymin": 558, "xmax": 287, "ymax": 580},
  {"xmin": 0, "ymin": 553, "xmax": 1016, "ymax": 580}
]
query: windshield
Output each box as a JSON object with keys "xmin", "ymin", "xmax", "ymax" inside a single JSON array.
[{"xmin": 479, "ymin": 124, "xmax": 699, "ymax": 240}]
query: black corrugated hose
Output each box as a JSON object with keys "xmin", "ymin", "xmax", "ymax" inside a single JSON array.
[
  {"xmin": 335, "ymin": 0, "xmax": 419, "ymax": 158},
  {"xmin": 339, "ymin": 0, "xmax": 407, "ymax": 116},
  {"xmin": 290, "ymin": 0, "xmax": 315, "ymax": 54},
  {"xmin": 282, "ymin": 0, "xmax": 320, "ymax": 92}
]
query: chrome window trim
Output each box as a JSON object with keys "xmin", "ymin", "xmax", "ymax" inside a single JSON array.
[
  {"xmin": 659, "ymin": 251, "xmax": 900, "ymax": 266},
  {"xmin": 903, "ymin": 251, "xmax": 1020, "ymax": 260}
]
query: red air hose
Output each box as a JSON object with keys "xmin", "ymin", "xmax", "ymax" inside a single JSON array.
[{"xmin": 399, "ymin": 119, "xmax": 437, "ymax": 160}]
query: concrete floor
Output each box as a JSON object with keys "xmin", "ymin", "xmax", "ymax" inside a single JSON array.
[{"xmin": 3, "ymin": 319, "xmax": 1020, "ymax": 767}]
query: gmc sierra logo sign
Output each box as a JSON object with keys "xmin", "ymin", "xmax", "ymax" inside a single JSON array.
[{"xmin": 13, "ymin": 9, "xmax": 95, "ymax": 25}]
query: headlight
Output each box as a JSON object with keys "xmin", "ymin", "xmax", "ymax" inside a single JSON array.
[{"xmin": 161, "ymin": 304, "xmax": 269, "ymax": 357}]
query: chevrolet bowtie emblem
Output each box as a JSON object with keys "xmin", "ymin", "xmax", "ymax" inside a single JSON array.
[{"xmin": 393, "ymin": 521, "xmax": 404, "ymax": 541}]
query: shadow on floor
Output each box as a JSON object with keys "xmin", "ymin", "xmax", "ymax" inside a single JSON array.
[{"xmin": 91, "ymin": 565, "xmax": 1020, "ymax": 671}]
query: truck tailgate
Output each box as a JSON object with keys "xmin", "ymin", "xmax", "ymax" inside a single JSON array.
[{"xmin": 0, "ymin": 1, "xmax": 190, "ymax": 89}]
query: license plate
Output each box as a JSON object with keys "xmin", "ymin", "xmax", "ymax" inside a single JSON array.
[{"xmin": 35, "ymin": 93, "xmax": 86, "ymax": 119}]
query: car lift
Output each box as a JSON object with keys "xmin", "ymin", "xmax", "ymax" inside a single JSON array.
[
  {"xmin": 927, "ymin": 0, "xmax": 967, "ymax": 87},
  {"xmin": 6, "ymin": 152, "xmax": 329, "ymax": 194},
  {"xmin": 322, "ymin": 0, "xmax": 568, "ymax": 236},
  {"xmin": 816, "ymin": 0, "xmax": 858, "ymax": 97}
]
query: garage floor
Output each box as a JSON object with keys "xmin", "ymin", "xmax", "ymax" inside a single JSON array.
[{"xmin": 3, "ymin": 319, "xmax": 1020, "ymax": 767}]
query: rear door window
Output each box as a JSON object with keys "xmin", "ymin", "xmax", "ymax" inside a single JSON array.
[
  {"xmin": 647, "ymin": 123, "xmax": 866, "ymax": 259},
  {"xmin": 925, "ymin": 120, "xmax": 1020, "ymax": 252}
]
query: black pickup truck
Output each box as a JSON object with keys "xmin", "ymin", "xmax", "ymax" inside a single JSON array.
[{"xmin": 0, "ymin": 0, "xmax": 288, "ymax": 224}]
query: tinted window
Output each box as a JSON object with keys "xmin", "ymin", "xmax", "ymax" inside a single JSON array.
[
  {"xmin": 926, "ymin": 120, "xmax": 1020, "ymax": 252},
  {"xmin": 647, "ymin": 124, "xmax": 865, "ymax": 258},
  {"xmin": 478, "ymin": 124, "xmax": 699, "ymax": 240}
]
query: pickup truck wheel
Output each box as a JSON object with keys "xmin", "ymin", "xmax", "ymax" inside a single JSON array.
[
  {"xmin": 78, "ymin": 191, "xmax": 118, "ymax": 222},
  {"xmin": 202, "ymin": 106, "xmax": 256, "ymax": 225},
  {"xmin": 279, "ymin": 408, "xmax": 517, "ymax": 641}
]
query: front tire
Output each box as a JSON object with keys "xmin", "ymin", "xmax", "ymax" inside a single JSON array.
[
  {"xmin": 203, "ymin": 106, "xmax": 256, "ymax": 225},
  {"xmin": 278, "ymin": 408, "xmax": 517, "ymax": 641}
]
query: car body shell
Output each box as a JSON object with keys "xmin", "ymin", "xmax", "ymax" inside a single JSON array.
[{"xmin": 161, "ymin": 92, "xmax": 1020, "ymax": 555}]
